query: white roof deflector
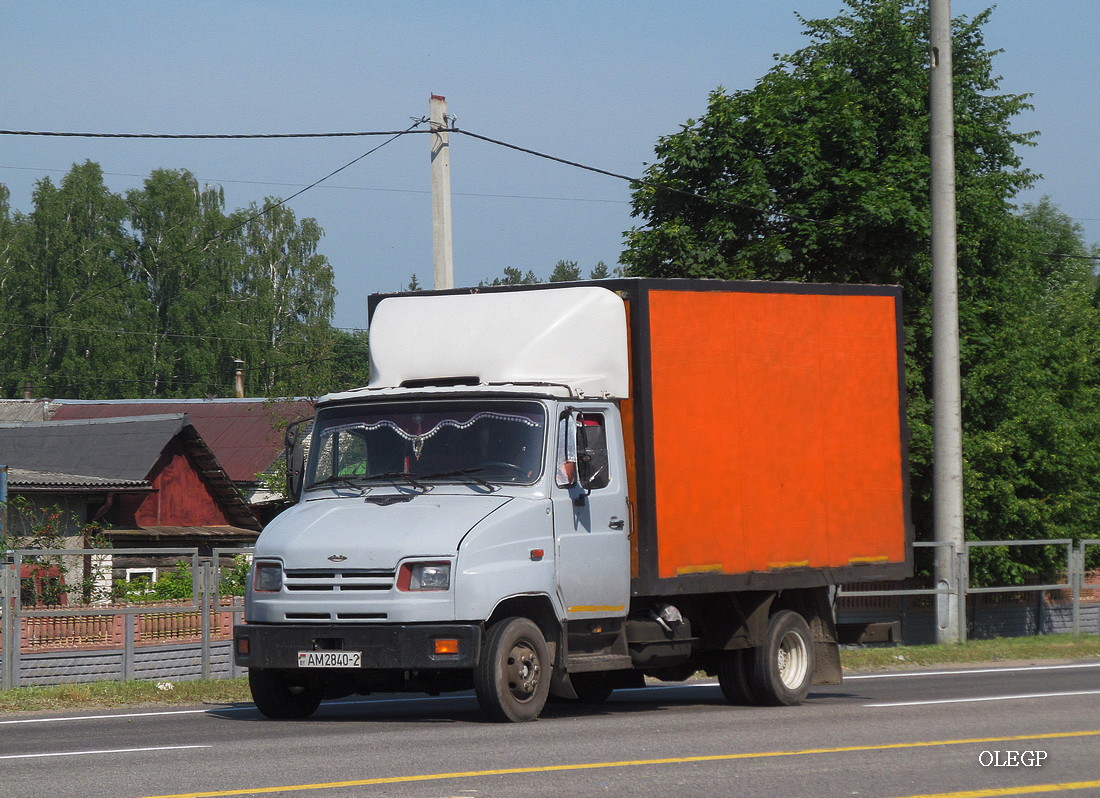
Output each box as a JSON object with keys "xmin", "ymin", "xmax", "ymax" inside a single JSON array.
[{"xmin": 367, "ymin": 286, "xmax": 630, "ymax": 399}]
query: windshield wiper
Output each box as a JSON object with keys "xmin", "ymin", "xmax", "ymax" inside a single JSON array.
[
  {"xmin": 415, "ymin": 468, "xmax": 498, "ymax": 492},
  {"xmin": 362, "ymin": 471, "xmax": 431, "ymax": 492},
  {"xmin": 306, "ymin": 475, "xmax": 367, "ymax": 493}
]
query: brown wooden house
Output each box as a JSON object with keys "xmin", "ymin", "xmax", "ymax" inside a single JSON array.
[{"xmin": 0, "ymin": 415, "xmax": 260, "ymax": 586}]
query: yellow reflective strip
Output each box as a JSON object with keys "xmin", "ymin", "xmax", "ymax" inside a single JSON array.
[
  {"xmin": 850, "ymin": 555, "xmax": 890, "ymax": 564},
  {"xmin": 566, "ymin": 605, "xmax": 625, "ymax": 613},
  {"xmin": 768, "ymin": 560, "xmax": 810, "ymax": 569},
  {"xmin": 674, "ymin": 563, "xmax": 723, "ymax": 575}
]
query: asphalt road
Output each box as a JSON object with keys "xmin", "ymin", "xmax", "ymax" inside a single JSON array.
[{"xmin": 2, "ymin": 661, "xmax": 1099, "ymax": 798}]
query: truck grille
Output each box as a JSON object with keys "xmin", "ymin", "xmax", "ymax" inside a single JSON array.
[{"xmin": 283, "ymin": 568, "xmax": 395, "ymax": 592}]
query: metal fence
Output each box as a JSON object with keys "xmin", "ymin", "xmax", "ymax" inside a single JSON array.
[
  {"xmin": 1, "ymin": 547, "xmax": 248, "ymax": 689},
  {"xmin": 837, "ymin": 539, "xmax": 1100, "ymax": 644}
]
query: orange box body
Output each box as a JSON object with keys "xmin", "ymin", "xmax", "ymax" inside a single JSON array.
[{"xmin": 621, "ymin": 280, "xmax": 911, "ymax": 595}]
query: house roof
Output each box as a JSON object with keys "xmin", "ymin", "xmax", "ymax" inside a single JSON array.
[
  {"xmin": 49, "ymin": 399, "xmax": 314, "ymax": 483},
  {"xmin": 106, "ymin": 525, "xmax": 259, "ymax": 540},
  {"xmin": 0, "ymin": 415, "xmax": 192, "ymax": 481},
  {"xmin": 0, "ymin": 400, "xmax": 55, "ymax": 423},
  {"xmin": 4, "ymin": 467, "xmax": 150, "ymax": 492},
  {"xmin": 0, "ymin": 414, "xmax": 260, "ymax": 531}
]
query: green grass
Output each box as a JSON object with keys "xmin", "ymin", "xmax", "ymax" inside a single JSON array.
[
  {"xmin": 0, "ymin": 677, "xmax": 253, "ymax": 715},
  {"xmin": 839, "ymin": 633, "xmax": 1100, "ymax": 672},
  {"xmin": 0, "ymin": 635, "xmax": 1097, "ymax": 715}
]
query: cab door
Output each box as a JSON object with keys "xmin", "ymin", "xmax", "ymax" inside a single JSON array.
[{"xmin": 551, "ymin": 405, "xmax": 631, "ymax": 619}]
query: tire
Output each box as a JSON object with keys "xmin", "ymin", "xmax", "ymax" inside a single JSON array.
[
  {"xmin": 570, "ymin": 672, "xmax": 614, "ymax": 704},
  {"xmin": 474, "ymin": 617, "xmax": 551, "ymax": 722},
  {"xmin": 249, "ymin": 668, "xmax": 323, "ymax": 719},
  {"xmin": 750, "ymin": 610, "xmax": 815, "ymax": 706},
  {"xmin": 717, "ymin": 647, "xmax": 758, "ymax": 705}
]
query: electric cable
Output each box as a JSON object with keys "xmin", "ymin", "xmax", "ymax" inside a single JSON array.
[
  {"xmin": 451, "ymin": 127, "xmax": 828, "ymax": 225},
  {"xmin": 0, "ymin": 129, "xmax": 434, "ymax": 139}
]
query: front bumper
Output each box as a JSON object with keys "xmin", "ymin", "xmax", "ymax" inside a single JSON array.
[{"xmin": 234, "ymin": 623, "xmax": 481, "ymax": 670}]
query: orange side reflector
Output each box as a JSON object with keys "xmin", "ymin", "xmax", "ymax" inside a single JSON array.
[{"xmin": 434, "ymin": 639, "xmax": 459, "ymax": 655}]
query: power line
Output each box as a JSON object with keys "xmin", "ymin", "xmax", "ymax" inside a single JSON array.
[
  {"xmin": 451, "ymin": 127, "xmax": 829, "ymax": 225},
  {"xmin": 0, "ymin": 129, "xmax": 434, "ymax": 139},
  {"xmin": 1, "ymin": 123, "xmax": 820, "ymax": 221},
  {"xmin": 0, "ymin": 164, "xmax": 628, "ymax": 204},
  {"xmin": 1039, "ymin": 252, "xmax": 1100, "ymax": 261},
  {"xmin": 62, "ymin": 120, "xmax": 426, "ymax": 315},
  {"xmin": 0, "ymin": 320, "xmax": 367, "ymax": 345}
]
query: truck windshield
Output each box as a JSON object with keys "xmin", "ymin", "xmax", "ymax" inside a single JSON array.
[{"xmin": 305, "ymin": 400, "xmax": 546, "ymax": 489}]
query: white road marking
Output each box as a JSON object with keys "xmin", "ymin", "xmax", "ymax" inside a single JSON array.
[
  {"xmin": 866, "ymin": 689, "xmax": 1100, "ymax": 707},
  {"xmin": 0, "ymin": 745, "xmax": 212, "ymax": 760}
]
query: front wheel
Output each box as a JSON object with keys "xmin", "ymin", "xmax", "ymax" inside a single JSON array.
[
  {"xmin": 750, "ymin": 610, "xmax": 815, "ymax": 706},
  {"xmin": 249, "ymin": 668, "xmax": 323, "ymax": 719},
  {"xmin": 474, "ymin": 617, "xmax": 551, "ymax": 722}
]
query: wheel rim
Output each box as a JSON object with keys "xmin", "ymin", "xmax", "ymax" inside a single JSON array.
[
  {"xmin": 505, "ymin": 640, "xmax": 542, "ymax": 702},
  {"xmin": 776, "ymin": 630, "xmax": 809, "ymax": 689}
]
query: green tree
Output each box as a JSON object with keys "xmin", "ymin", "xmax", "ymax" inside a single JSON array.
[
  {"xmin": 549, "ymin": 259, "xmax": 582, "ymax": 282},
  {"xmin": 127, "ymin": 169, "xmax": 239, "ymax": 397},
  {"xmin": 589, "ymin": 261, "xmax": 612, "ymax": 280},
  {"xmin": 620, "ymin": 0, "xmax": 1097, "ymax": 580},
  {"xmin": 2, "ymin": 162, "xmax": 146, "ymax": 398},
  {"xmin": 229, "ymin": 200, "xmax": 339, "ymax": 396},
  {"xmin": 479, "ymin": 266, "xmax": 540, "ymax": 287}
]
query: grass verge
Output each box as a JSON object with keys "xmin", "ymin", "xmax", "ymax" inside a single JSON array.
[{"xmin": 0, "ymin": 635, "xmax": 1097, "ymax": 715}]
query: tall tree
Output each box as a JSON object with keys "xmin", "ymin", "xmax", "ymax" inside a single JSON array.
[
  {"xmin": 230, "ymin": 200, "xmax": 341, "ymax": 396},
  {"xmin": 127, "ymin": 169, "xmax": 239, "ymax": 397},
  {"xmin": 620, "ymin": 0, "xmax": 1096, "ymax": 576},
  {"xmin": 1, "ymin": 163, "xmax": 365, "ymax": 400},
  {"xmin": 2, "ymin": 162, "xmax": 144, "ymax": 398}
]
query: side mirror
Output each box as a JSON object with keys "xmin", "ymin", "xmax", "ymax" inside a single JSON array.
[
  {"xmin": 555, "ymin": 411, "xmax": 579, "ymax": 488},
  {"xmin": 285, "ymin": 418, "xmax": 309, "ymax": 501},
  {"xmin": 555, "ymin": 460, "xmax": 577, "ymax": 488}
]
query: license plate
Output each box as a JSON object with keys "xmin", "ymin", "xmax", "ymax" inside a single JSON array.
[{"xmin": 297, "ymin": 650, "xmax": 362, "ymax": 668}]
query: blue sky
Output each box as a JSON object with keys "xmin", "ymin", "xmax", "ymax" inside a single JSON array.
[{"xmin": 2, "ymin": 1, "xmax": 1097, "ymax": 330}]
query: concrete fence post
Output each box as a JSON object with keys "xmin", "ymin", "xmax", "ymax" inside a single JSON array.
[
  {"xmin": 123, "ymin": 613, "xmax": 135, "ymax": 681},
  {"xmin": 200, "ymin": 561, "xmax": 212, "ymax": 680},
  {"xmin": 1071, "ymin": 542, "xmax": 1083, "ymax": 637},
  {"xmin": 956, "ymin": 546, "xmax": 969, "ymax": 642},
  {"xmin": 1, "ymin": 560, "xmax": 18, "ymax": 690}
]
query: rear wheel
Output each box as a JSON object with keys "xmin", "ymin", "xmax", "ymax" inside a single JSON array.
[
  {"xmin": 750, "ymin": 610, "xmax": 815, "ymax": 706},
  {"xmin": 570, "ymin": 671, "xmax": 614, "ymax": 704},
  {"xmin": 474, "ymin": 617, "xmax": 551, "ymax": 722},
  {"xmin": 717, "ymin": 647, "xmax": 758, "ymax": 705},
  {"xmin": 249, "ymin": 668, "xmax": 323, "ymax": 719}
]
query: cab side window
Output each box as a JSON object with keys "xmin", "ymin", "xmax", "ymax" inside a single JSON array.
[{"xmin": 576, "ymin": 413, "xmax": 610, "ymax": 490}]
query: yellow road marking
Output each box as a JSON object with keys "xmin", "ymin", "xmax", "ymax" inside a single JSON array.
[
  {"xmin": 139, "ymin": 729, "xmax": 1100, "ymax": 798},
  {"xmin": 894, "ymin": 781, "xmax": 1100, "ymax": 797}
]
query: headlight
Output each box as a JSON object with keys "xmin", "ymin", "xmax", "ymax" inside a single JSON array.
[
  {"xmin": 252, "ymin": 561, "xmax": 284, "ymax": 593},
  {"xmin": 398, "ymin": 561, "xmax": 451, "ymax": 591}
]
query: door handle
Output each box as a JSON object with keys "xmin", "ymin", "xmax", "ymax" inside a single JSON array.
[{"xmin": 609, "ymin": 516, "xmax": 626, "ymax": 530}]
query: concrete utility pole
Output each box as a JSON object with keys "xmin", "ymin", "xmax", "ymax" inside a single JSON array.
[
  {"xmin": 429, "ymin": 94, "xmax": 455, "ymax": 290},
  {"xmin": 930, "ymin": 0, "xmax": 965, "ymax": 643}
]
